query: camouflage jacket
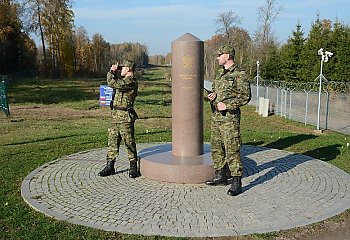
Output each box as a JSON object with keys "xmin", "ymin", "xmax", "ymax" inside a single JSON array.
[
  {"xmin": 107, "ymin": 71, "xmax": 138, "ymax": 123},
  {"xmin": 212, "ymin": 64, "xmax": 251, "ymax": 114}
]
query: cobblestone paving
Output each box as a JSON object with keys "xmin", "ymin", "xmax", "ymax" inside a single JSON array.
[{"xmin": 21, "ymin": 144, "xmax": 350, "ymax": 237}]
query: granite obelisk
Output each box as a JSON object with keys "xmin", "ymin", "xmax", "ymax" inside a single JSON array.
[
  {"xmin": 172, "ymin": 33, "xmax": 204, "ymax": 156},
  {"xmin": 139, "ymin": 33, "xmax": 214, "ymax": 183}
]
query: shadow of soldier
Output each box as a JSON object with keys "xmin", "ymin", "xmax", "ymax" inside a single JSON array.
[
  {"xmin": 244, "ymin": 134, "xmax": 319, "ymax": 150},
  {"xmin": 240, "ymin": 135, "xmax": 342, "ymax": 193},
  {"xmin": 241, "ymin": 151, "xmax": 313, "ymax": 193},
  {"xmin": 303, "ymin": 144, "xmax": 342, "ymax": 162}
]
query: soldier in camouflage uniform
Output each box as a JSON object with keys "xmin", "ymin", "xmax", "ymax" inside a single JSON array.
[
  {"xmin": 205, "ymin": 46, "xmax": 251, "ymax": 196},
  {"xmin": 98, "ymin": 60, "xmax": 140, "ymax": 178}
]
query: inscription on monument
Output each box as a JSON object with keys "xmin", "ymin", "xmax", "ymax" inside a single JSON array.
[
  {"xmin": 179, "ymin": 74, "xmax": 197, "ymax": 80},
  {"xmin": 182, "ymin": 55, "xmax": 194, "ymax": 68}
]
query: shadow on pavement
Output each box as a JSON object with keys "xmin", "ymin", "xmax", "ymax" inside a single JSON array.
[{"xmin": 241, "ymin": 134, "xmax": 342, "ymax": 193}]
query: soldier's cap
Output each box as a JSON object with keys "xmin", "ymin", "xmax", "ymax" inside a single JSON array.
[
  {"xmin": 217, "ymin": 45, "xmax": 235, "ymax": 57},
  {"xmin": 120, "ymin": 60, "xmax": 135, "ymax": 69}
]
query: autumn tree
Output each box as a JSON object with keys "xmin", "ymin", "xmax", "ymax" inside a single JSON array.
[
  {"xmin": 110, "ymin": 42, "xmax": 148, "ymax": 69},
  {"xmin": 90, "ymin": 33, "xmax": 110, "ymax": 74},
  {"xmin": 204, "ymin": 35, "xmax": 222, "ymax": 78},
  {"xmin": 22, "ymin": 0, "xmax": 74, "ymax": 77},
  {"xmin": 206, "ymin": 10, "xmax": 252, "ymax": 78},
  {"xmin": 149, "ymin": 55, "xmax": 166, "ymax": 66},
  {"xmin": 72, "ymin": 26, "xmax": 91, "ymax": 75},
  {"xmin": 0, "ymin": 0, "xmax": 36, "ymax": 75}
]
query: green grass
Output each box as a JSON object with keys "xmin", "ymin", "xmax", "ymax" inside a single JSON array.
[{"xmin": 0, "ymin": 67, "xmax": 349, "ymax": 240}]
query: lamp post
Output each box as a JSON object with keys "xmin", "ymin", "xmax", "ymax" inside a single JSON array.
[{"xmin": 316, "ymin": 48, "xmax": 333, "ymax": 131}]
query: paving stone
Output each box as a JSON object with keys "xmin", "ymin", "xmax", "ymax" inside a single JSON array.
[{"xmin": 21, "ymin": 144, "xmax": 350, "ymax": 238}]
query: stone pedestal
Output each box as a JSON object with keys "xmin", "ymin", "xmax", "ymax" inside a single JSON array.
[{"xmin": 139, "ymin": 144, "xmax": 214, "ymax": 184}]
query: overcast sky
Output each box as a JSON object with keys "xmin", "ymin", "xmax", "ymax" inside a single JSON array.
[{"xmin": 72, "ymin": 0, "xmax": 350, "ymax": 55}]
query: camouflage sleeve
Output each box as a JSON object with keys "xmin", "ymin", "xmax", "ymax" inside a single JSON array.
[
  {"xmin": 222, "ymin": 70, "xmax": 251, "ymax": 109},
  {"xmin": 107, "ymin": 72, "xmax": 136, "ymax": 92}
]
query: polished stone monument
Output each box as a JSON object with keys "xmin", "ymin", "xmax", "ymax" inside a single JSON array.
[{"xmin": 139, "ymin": 33, "xmax": 214, "ymax": 183}]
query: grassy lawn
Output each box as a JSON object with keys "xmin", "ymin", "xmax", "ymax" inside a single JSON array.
[{"xmin": 0, "ymin": 67, "xmax": 349, "ymax": 240}]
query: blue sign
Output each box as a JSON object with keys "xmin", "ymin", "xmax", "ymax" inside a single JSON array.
[{"xmin": 99, "ymin": 85, "xmax": 114, "ymax": 106}]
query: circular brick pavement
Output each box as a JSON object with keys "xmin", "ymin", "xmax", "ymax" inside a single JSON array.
[{"xmin": 21, "ymin": 144, "xmax": 350, "ymax": 237}]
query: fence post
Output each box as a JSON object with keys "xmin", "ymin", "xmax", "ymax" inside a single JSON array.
[
  {"xmin": 276, "ymin": 87, "xmax": 280, "ymax": 115},
  {"xmin": 0, "ymin": 77, "xmax": 10, "ymax": 116},
  {"xmin": 325, "ymin": 91, "xmax": 330, "ymax": 130},
  {"xmin": 284, "ymin": 89, "xmax": 288, "ymax": 117},
  {"xmin": 304, "ymin": 90, "xmax": 309, "ymax": 125}
]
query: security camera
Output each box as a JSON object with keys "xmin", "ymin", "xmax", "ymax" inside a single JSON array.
[
  {"xmin": 318, "ymin": 48, "xmax": 324, "ymax": 55},
  {"xmin": 325, "ymin": 51, "xmax": 333, "ymax": 56}
]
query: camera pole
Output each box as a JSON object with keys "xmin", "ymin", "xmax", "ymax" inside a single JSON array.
[{"xmin": 316, "ymin": 48, "xmax": 333, "ymax": 131}]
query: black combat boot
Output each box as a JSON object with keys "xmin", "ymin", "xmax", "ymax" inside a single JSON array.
[
  {"xmin": 129, "ymin": 160, "xmax": 141, "ymax": 178},
  {"xmin": 223, "ymin": 163, "xmax": 233, "ymax": 183},
  {"xmin": 227, "ymin": 176, "xmax": 242, "ymax": 196},
  {"xmin": 98, "ymin": 160, "xmax": 116, "ymax": 177},
  {"xmin": 205, "ymin": 169, "xmax": 228, "ymax": 186}
]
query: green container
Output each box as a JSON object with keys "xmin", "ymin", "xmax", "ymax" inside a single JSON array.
[{"xmin": 0, "ymin": 77, "xmax": 10, "ymax": 116}]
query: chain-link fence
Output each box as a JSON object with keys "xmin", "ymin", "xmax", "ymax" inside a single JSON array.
[{"xmin": 249, "ymin": 80, "xmax": 350, "ymax": 135}]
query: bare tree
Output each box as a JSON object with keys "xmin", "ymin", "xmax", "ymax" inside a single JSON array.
[
  {"xmin": 21, "ymin": 0, "xmax": 48, "ymax": 75},
  {"xmin": 215, "ymin": 10, "xmax": 242, "ymax": 44},
  {"xmin": 254, "ymin": 0, "xmax": 282, "ymax": 64},
  {"xmin": 256, "ymin": 0, "xmax": 282, "ymax": 45}
]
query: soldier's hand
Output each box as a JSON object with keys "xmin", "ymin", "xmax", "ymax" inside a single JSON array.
[
  {"xmin": 217, "ymin": 102, "xmax": 227, "ymax": 111},
  {"xmin": 208, "ymin": 92, "xmax": 216, "ymax": 101},
  {"xmin": 110, "ymin": 64, "xmax": 119, "ymax": 72}
]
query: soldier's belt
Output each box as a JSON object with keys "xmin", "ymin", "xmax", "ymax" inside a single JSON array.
[
  {"xmin": 114, "ymin": 106, "xmax": 129, "ymax": 111},
  {"xmin": 214, "ymin": 108, "xmax": 239, "ymax": 116},
  {"xmin": 114, "ymin": 106, "xmax": 138, "ymax": 120}
]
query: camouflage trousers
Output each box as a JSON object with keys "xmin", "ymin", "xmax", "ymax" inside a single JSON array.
[
  {"xmin": 107, "ymin": 122, "xmax": 137, "ymax": 162},
  {"xmin": 211, "ymin": 113, "xmax": 243, "ymax": 177}
]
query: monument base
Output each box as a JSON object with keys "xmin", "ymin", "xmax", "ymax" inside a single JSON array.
[{"xmin": 139, "ymin": 144, "xmax": 214, "ymax": 184}]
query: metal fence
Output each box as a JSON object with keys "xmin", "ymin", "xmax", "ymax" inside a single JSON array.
[
  {"xmin": 249, "ymin": 80, "xmax": 350, "ymax": 135},
  {"xmin": 0, "ymin": 76, "xmax": 10, "ymax": 117}
]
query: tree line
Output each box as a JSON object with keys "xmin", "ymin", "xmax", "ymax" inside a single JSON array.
[
  {"xmin": 262, "ymin": 18, "xmax": 350, "ymax": 82},
  {"xmin": 1, "ymin": 0, "xmax": 350, "ymax": 82},
  {"xmin": 205, "ymin": 1, "xmax": 350, "ymax": 83},
  {"xmin": 1, "ymin": 0, "xmax": 148, "ymax": 78}
]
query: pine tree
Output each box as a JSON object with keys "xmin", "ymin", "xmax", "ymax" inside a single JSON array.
[
  {"xmin": 279, "ymin": 23, "xmax": 305, "ymax": 81},
  {"xmin": 260, "ymin": 42, "xmax": 281, "ymax": 80},
  {"xmin": 328, "ymin": 21, "xmax": 350, "ymax": 82},
  {"xmin": 300, "ymin": 16, "xmax": 325, "ymax": 82}
]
